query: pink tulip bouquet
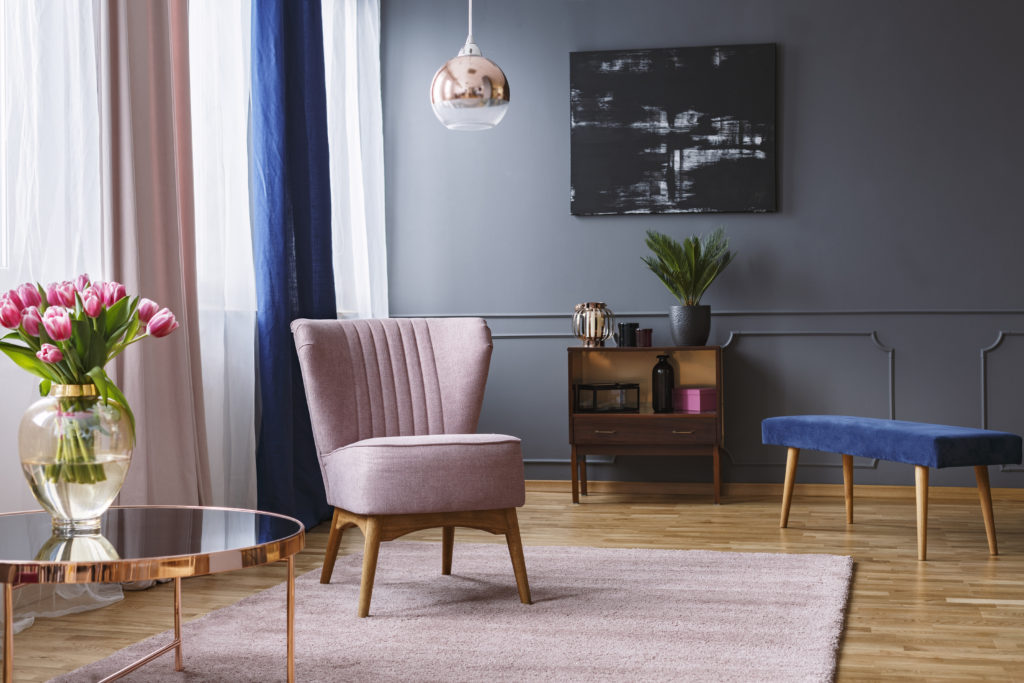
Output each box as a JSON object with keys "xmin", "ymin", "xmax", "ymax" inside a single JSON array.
[{"xmin": 0, "ymin": 274, "xmax": 178, "ymax": 485}]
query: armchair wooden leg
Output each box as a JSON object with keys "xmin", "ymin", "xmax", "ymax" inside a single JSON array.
[
  {"xmin": 442, "ymin": 526, "xmax": 454, "ymax": 575},
  {"xmin": 842, "ymin": 454, "xmax": 854, "ymax": 524},
  {"xmin": 321, "ymin": 507, "xmax": 345, "ymax": 584},
  {"xmin": 916, "ymin": 465, "xmax": 929, "ymax": 561},
  {"xmin": 975, "ymin": 465, "xmax": 998, "ymax": 555},
  {"xmin": 780, "ymin": 448, "xmax": 799, "ymax": 528},
  {"xmin": 358, "ymin": 516, "xmax": 382, "ymax": 618},
  {"xmin": 503, "ymin": 509, "xmax": 532, "ymax": 605}
]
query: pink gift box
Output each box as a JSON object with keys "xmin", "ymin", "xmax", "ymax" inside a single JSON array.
[{"xmin": 672, "ymin": 387, "xmax": 717, "ymax": 413}]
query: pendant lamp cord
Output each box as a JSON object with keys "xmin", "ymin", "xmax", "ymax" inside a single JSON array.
[{"xmin": 467, "ymin": 0, "xmax": 474, "ymax": 44}]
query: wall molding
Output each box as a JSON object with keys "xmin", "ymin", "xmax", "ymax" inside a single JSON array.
[
  {"xmin": 393, "ymin": 310, "xmax": 1024, "ymax": 341},
  {"xmin": 718, "ymin": 330, "xmax": 893, "ymax": 470},
  {"xmin": 980, "ymin": 331, "xmax": 1024, "ymax": 472},
  {"xmin": 722, "ymin": 330, "xmax": 895, "ymax": 420},
  {"xmin": 396, "ymin": 308, "xmax": 1024, "ymax": 320}
]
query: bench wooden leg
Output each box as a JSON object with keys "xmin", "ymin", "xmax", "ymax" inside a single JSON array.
[
  {"xmin": 780, "ymin": 447, "xmax": 799, "ymax": 528},
  {"xmin": 915, "ymin": 465, "xmax": 929, "ymax": 561},
  {"xmin": 974, "ymin": 465, "xmax": 998, "ymax": 555},
  {"xmin": 842, "ymin": 454, "xmax": 853, "ymax": 524}
]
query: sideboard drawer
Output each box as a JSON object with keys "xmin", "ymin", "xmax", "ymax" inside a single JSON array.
[{"xmin": 573, "ymin": 415, "xmax": 717, "ymax": 445}]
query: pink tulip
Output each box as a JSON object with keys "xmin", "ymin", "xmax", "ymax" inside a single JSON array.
[
  {"xmin": 0, "ymin": 297, "xmax": 21, "ymax": 328},
  {"xmin": 146, "ymin": 307, "xmax": 179, "ymax": 338},
  {"xmin": 36, "ymin": 343, "xmax": 64, "ymax": 364},
  {"xmin": 73, "ymin": 274, "xmax": 91, "ymax": 292},
  {"xmin": 46, "ymin": 282, "xmax": 76, "ymax": 308},
  {"xmin": 16, "ymin": 283, "xmax": 41, "ymax": 309},
  {"xmin": 4, "ymin": 289, "xmax": 23, "ymax": 311},
  {"xmin": 81, "ymin": 288, "xmax": 104, "ymax": 318},
  {"xmin": 21, "ymin": 306, "xmax": 42, "ymax": 336},
  {"xmin": 102, "ymin": 281, "xmax": 127, "ymax": 307},
  {"xmin": 137, "ymin": 298, "xmax": 159, "ymax": 324},
  {"xmin": 42, "ymin": 306, "xmax": 72, "ymax": 341}
]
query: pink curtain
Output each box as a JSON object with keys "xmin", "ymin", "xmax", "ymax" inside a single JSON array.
[{"xmin": 102, "ymin": 0, "xmax": 211, "ymax": 505}]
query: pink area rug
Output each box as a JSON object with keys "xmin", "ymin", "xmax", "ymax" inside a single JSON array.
[{"xmin": 53, "ymin": 543, "xmax": 852, "ymax": 682}]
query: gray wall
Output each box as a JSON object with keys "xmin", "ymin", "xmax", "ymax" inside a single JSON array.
[{"xmin": 382, "ymin": 0, "xmax": 1024, "ymax": 488}]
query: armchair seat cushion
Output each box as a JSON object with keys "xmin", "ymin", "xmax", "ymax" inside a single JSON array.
[{"xmin": 323, "ymin": 434, "xmax": 525, "ymax": 515}]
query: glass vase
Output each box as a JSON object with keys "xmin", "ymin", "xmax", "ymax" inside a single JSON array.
[{"xmin": 18, "ymin": 384, "xmax": 134, "ymax": 534}]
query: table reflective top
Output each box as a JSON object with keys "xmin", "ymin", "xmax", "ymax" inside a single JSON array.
[{"xmin": 0, "ymin": 506, "xmax": 304, "ymax": 585}]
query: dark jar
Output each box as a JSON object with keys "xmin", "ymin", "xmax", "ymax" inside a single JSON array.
[{"xmin": 651, "ymin": 355, "xmax": 674, "ymax": 413}]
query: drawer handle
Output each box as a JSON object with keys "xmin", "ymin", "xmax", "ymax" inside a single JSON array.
[
  {"xmin": 672, "ymin": 430, "xmax": 695, "ymax": 435},
  {"xmin": 594, "ymin": 429, "xmax": 617, "ymax": 434}
]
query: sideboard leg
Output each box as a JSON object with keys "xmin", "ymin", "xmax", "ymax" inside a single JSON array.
[
  {"xmin": 570, "ymin": 446, "xmax": 580, "ymax": 504},
  {"xmin": 713, "ymin": 445, "xmax": 721, "ymax": 504},
  {"xmin": 579, "ymin": 455, "xmax": 588, "ymax": 496}
]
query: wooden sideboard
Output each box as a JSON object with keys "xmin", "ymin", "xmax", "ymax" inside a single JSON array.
[{"xmin": 567, "ymin": 346, "xmax": 723, "ymax": 504}]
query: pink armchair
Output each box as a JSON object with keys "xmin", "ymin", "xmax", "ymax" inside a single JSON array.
[{"xmin": 291, "ymin": 317, "xmax": 531, "ymax": 617}]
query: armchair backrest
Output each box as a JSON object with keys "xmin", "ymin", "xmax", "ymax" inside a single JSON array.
[{"xmin": 291, "ymin": 317, "xmax": 494, "ymax": 457}]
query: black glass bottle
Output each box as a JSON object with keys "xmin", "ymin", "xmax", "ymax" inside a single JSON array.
[{"xmin": 652, "ymin": 354, "xmax": 674, "ymax": 413}]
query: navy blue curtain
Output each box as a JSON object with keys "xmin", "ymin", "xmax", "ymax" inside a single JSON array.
[{"xmin": 251, "ymin": 0, "xmax": 336, "ymax": 529}]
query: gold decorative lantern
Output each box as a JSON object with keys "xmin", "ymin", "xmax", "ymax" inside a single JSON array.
[{"xmin": 572, "ymin": 302, "xmax": 614, "ymax": 347}]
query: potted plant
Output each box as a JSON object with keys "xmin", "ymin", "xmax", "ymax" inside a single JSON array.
[{"xmin": 642, "ymin": 228, "xmax": 735, "ymax": 346}]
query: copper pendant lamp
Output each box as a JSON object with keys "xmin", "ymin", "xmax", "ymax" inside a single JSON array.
[{"xmin": 430, "ymin": 0, "xmax": 509, "ymax": 131}]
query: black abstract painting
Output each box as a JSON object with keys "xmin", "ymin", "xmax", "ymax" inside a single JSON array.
[{"xmin": 570, "ymin": 43, "xmax": 776, "ymax": 216}]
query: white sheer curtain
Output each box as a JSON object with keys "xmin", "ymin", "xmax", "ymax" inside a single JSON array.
[
  {"xmin": 186, "ymin": 0, "xmax": 387, "ymax": 506},
  {"xmin": 0, "ymin": 0, "xmax": 122, "ymax": 634},
  {"xmin": 188, "ymin": 0, "xmax": 257, "ymax": 509},
  {"xmin": 323, "ymin": 0, "xmax": 389, "ymax": 319}
]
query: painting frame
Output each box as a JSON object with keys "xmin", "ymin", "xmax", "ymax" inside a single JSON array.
[{"xmin": 570, "ymin": 43, "xmax": 777, "ymax": 216}]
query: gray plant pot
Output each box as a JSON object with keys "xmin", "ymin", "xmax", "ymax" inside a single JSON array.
[{"xmin": 669, "ymin": 305, "xmax": 711, "ymax": 346}]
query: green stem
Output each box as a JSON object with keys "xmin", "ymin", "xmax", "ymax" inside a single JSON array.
[
  {"xmin": 107, "ymin": 333, "xmax": 150, "ymax": 361},
  {"xmin": 62, "ymin": 344, "xmax": 86, "ymax": 378}
]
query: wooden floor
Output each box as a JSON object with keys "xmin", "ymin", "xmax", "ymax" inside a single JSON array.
[{"xmin": 8, "ymin": 482, "xmax": 1024, "ymax": 681}]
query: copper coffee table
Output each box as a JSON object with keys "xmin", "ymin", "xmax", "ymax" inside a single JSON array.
[{"xmin": 0, "ymin": 506, "xmax": 304, "ymax": 682}]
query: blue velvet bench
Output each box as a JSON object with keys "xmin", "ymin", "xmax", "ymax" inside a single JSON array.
[{"xmin": 762, "ymin": 415, "xmax": 1022, "ymax": 560}]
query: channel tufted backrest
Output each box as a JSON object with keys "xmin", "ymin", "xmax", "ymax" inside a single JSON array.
[{"xmin": 291, "ymin": 317, "xmax": 494, "ymax": 458}]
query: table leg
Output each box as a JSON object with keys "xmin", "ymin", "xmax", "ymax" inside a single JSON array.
[
  {"xmin": 174, "ymin": 577, "xmax": 182, "ymax": 671},
  {"xmin": 98, "ymin": 580, "xmax": 185, "ymax": 682},
  {"xmin": 287, "ymin": 556, "xmax": 295, "ymax": 683},
  {"xmin": 4, "ymin": 583, "xmax": 12, "ymax": 683}
]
